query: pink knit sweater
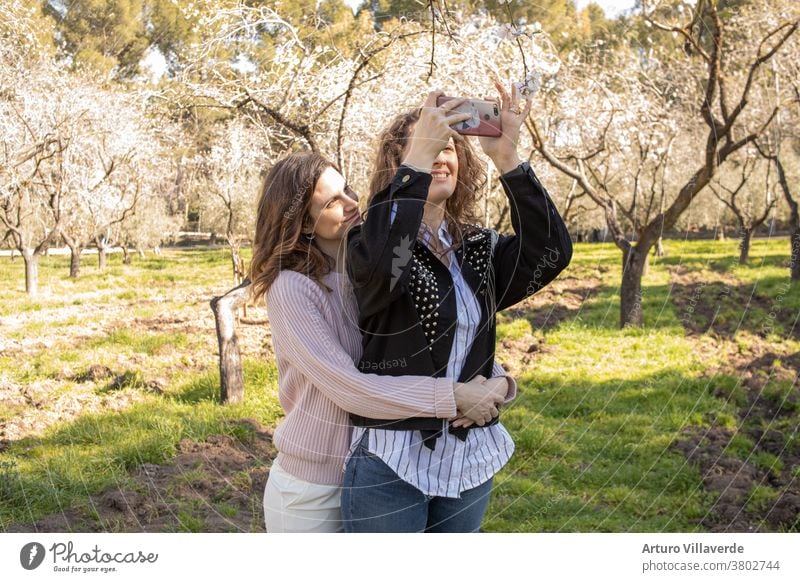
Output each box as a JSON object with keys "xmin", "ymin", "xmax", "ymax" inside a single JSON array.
[{"xmin": 264, "ymin": 269, "xmax": 516, "ymax": 486}]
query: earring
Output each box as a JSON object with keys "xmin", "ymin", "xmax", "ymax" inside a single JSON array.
[{"xmin": 303, "ymin": 232, "xmax": 315, "ymax": 241}]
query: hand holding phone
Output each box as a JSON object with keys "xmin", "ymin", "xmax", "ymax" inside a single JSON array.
[{"xmin": 436, "ymin": 95, "xmax": 503, "ymax": 138}]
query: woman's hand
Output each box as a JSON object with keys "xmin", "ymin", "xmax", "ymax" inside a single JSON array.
[
  {"xmin": 401, "ymin": 90, "xmax": 472, "ymax": 173},
  {"xmin": 452, "ymin": 375, "xmax": 509, "ymax": 427},
  {"xmin": 478, "ymin": 80, "xmax": 532, "ymax": 174},
  {"xmin": 450, "ymin": 414, "xmax": 475, "ymax": 429}
]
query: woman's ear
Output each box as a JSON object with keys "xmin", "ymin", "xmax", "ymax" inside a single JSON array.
[{"xmin": 301, "ymin": 222, "xmax": 316, "ymax": 239}]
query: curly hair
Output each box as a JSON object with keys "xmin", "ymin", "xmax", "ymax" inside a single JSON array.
[
  {"xmin": 368, "ymin": 109, "xmax": 485, "ymax": 246},
  {"xmin": 249, "ymin": 151, "xmax": 337, "ymax": 303}
]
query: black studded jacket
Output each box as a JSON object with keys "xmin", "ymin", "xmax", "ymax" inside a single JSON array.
[{"xmin": 346, "ymin": 162, "xmax": 573, "ymax": 444}]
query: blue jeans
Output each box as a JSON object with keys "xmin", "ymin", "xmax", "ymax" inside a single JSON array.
[{"xmin": 341, "ymin": 431, "xmax": 493, "ymax": 532}]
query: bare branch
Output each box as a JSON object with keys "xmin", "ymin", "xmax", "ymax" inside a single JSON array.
[
  {"xmin": 239, "ymin": 91, "xmax": 319, "ymax": 153},
  {"xmin": 724, "ymin": 18, "xmax": 800, "ymax": 130}
]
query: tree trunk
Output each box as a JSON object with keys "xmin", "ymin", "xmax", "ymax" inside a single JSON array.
[
  {"xmin": 771, "ymin": 155, "xmax": 797, "ymax": 280},
  {"xmin": 230, "ymin": 244, "xmax": 244, "ymax": 285},
  {"xmin": 68, "ymin": 244, "xmax": 82, "ymax": 278},
  {"xmin": 654, "ymin": 237, "xmax": 665, "ymax": 257},
  {"xmin": 10, "ymin": 248, "xmax": 16, "ymax": 262},
  {"xmin": 229, "ymin": 241, "xmax": 248, "ymax": 318},
  {"xmin": 98, "ymin": 246, "xmax": 107, "ymax": 270},
  {"xmin": 716, "ymin": 226, "xmax": 726, "ymax": 241},
  {"xmin": 739, "ymin": 228, "xmax": 753, "ymax": 265},
  {"xmin": 137, "ymin": 246, "xmax": 145, "ymax": 259},
  {"xmin": 210, "ymin": 279, "xmax": 251, "ymax": 404},
  {"xmin": 122, "ymin": 246, "xmax": 132, "ymax": 265},
  {"xmin": 620, "ymin": 245, "xmax": 648, "ymax": 327},
  {"xmin": 22, "ymin": 249, "xmax": 39, "ymax": 296}
]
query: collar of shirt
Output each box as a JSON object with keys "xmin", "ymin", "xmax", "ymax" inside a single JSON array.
[
  {"xmin": 418, "ymin": 219, "xmax": 453, "ymax": 257},
  {"xmin": 387, "ymin": 200, "xmax": 455, "ymax": 259}
]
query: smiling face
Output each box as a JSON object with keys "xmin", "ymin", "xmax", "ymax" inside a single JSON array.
[
  {"xmin": 403, "ymin": 123, "xmax": 459, "ymax": 206},
  {"xmin": 306, "ymin": 166, "xmax": 361, "ymax": 245},
  {"xmin": 368, "ymin": 110, "xmax": 483, "ymax": 245}
]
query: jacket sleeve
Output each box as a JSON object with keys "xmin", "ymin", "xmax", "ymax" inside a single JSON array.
[
  {"xmin": 346, "ymin": 166, "xmax": 432, "ymax": 316},
  {"xmin": 492, "ymin": 163, "xmax": 573, "ymax": 312},
  {"xmin": 266, "ymin": 271, "xmax": 457, "ymax": 419},
  {"xmin": 491, "ymin": 360, "xmax": 518, "ymax": 405}
]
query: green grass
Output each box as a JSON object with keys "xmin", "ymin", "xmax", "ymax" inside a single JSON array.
[
  {"xmin": 215, "ymin": 502, "xmax": 239, "ymax": 519},
  {"xmin": 89, "ymin": 329, "xmax": 189, "ymax": 356},
  {"xmin": 751, "ymin": 452, "xmax": 784, "ymax": 476},
  {"xmin": 484, "ymin": 237, "xmax": 800, "ymax": 531},
  {"xmin": 746, "ymin": 484, "xmax": 782, "ymax": 513},
  {"xmin": 174, "ymin": 510, "xmax": 206, "ymax": 533},
  {"xmin": 1, "ymin": 240, "xmax": 798, "ymax": 532},
  {"xmin": 484, "ymin": 326, "xmax": 722, "ymax": 532},
  {"xmin": 727, "ymin": 433, "xmax": 757, "ymax": 460}
]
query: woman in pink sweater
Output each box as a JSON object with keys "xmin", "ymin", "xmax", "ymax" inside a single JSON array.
[{"xmin": 248, "ymin": 151, "xmax": 515, "ymax": 533}]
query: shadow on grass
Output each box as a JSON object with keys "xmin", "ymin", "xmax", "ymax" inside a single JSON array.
[
  {"xmin": 517, "ymin": 281, "xmax": 684, "ymax": 332},
  {"xmin": 668, "ymin": 274, "xmax": 800, "ymax": 339},
  {"xmin": 509, "ymin": 266, "xmax": 800, "ymax": 337}
]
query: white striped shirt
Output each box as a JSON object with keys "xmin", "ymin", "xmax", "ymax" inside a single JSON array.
[{"xmin": 349, "ymin": 210, "xmax": 514, "ymax": 498}]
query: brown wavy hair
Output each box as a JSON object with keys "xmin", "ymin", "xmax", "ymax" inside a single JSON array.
[
  {"xmin": 249, "ymin": 151, "xmax": 337, "ymax": 303},
  {"xmin": 368, "ymin": 109, "xmax": 484, "ymax": 246}
]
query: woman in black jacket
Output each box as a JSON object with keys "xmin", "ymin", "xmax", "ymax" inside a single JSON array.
[{"xmin": 342, "ymin": 84, "xmax": 573, "ymax": 532}]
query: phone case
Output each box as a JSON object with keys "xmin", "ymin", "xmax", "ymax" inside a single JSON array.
[{"xmin": 436, "ymin": 96, "xmax": 503, "ymax": 137}]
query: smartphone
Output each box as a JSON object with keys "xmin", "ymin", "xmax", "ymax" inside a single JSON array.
[{"xmin": 436, "ymin": 95, "xmax": 503, "ymax": 137}]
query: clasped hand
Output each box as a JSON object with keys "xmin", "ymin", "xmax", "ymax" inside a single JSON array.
[{"xmin": 451, "ymin": 375, "xmax": 510, "ymax": 429}]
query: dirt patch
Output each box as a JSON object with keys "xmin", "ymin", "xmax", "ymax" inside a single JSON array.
[
  {"xmin": 0, "ymin": 367, "xmax": 156, "ymax": 443},
  {"xmin": 673, "ymin": 426, "xmax": 759, "ymax": 532},
  {"xmin": 131, "ymin": 315, "xmax": 208, "ymax": 335},
  {"xmin": 672, "ymin": 424, "xmax": 799, "ymax": 532},
  {"xmin": 496, "ymin": 334, "xmax": 552, "ymax": 378},
  {"xmin": 672, "ymin": 332, "xmax": 800, "ymax": 532},
  {"xmin": 5, "ymin": 419, "xmax": 276, "ymax": 532},
  {"xmin": 74, "ymin": 364, "xmax": 114, "ymax": 383}
]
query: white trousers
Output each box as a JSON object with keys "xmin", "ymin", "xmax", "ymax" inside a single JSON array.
[{"xmin": 263, "ymin": 460, "xmax": 343, "ymax": 533}]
